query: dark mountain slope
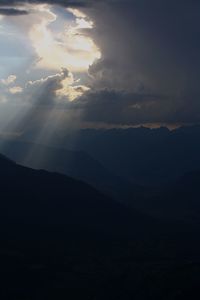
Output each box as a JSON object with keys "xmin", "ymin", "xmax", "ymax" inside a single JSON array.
[
  {"xmin": 128, "ymin": 170, "xmax": 200, "ymax": 224},
  {"xmin": 0, "ymin": 153, "xmax": 158, "ymax": 239},
  {"xmin": 0, "ymin": 155, "xmax": 200, "ymax": 299},
  {"xmin": 0, "ymin": 138, "xmax": 145, "ymax": 203},
  {"xmin": 0, "ymin": 139, "xmax": 113, "ymax": 186}
]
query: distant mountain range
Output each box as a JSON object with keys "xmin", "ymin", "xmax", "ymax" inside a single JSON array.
[
  {"xmin": 3, "ymin": 125, "xmax": 200, "ymax": 187},
  {"xmin": 54, "ymin": 125, "xmax": 200, "ymax": 186},
  {"xmin": 2, "ymin": 126, "xmax": 200, "ymax": 226}
]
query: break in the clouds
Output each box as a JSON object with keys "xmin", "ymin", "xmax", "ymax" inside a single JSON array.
[
  {"xmin": 1, "ymin": 0, "xmax": 200, "ymax": 130},
  {"xmin": 0, "ymin": 2, "xmax": 100, "ymax": 97}
]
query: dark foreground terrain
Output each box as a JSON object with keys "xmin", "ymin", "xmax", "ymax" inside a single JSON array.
[
  {"xmin": 0, "ymin": 154, "xmax": 200, "ymax": 299},
  {"xmin": 1, "ymin": 233, "xmax": 200, "ymax": 300}
]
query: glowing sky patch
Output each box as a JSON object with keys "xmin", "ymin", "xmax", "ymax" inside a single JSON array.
[
  {"xmin": 29, "ymin": 6, "xmax": 100, "ymax": 72},
  {"xmin": 0, "ymin": 3, "xmax": 101, "ymax": 103}
]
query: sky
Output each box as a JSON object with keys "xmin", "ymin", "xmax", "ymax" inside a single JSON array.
[{"xmin": 0, "ymin": 0, "xmax": 200, "ymax": 136}]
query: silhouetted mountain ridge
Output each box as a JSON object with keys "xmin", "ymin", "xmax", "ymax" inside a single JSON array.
[
  {"xmin": 0, "ymin": 138, "xmax": 122, "ymax": 188},
  {"xmin": 0, "ymin": 138, "xmax": 144, "ymax": 202},
  {"xmin": 0, "ymin": 153, "xmax": 160, "ymax": 239},
  {"xmin": 54, "ymin": 125, "xmax": 200, "ymax": 185}
]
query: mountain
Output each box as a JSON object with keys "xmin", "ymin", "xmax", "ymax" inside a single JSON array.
[
  {"xmin": 6, "ymin": 125, "xmax": 200, "ymax": 188},
  {"xmin": 127, "ymin": 170, "xmax": 200, "ymax": 224},
  {"xmin": 2, "ymin": 136, "xmax": 200, "ymax": 227},
  {"xmin": 0, "ymin": 153, "xmax": 130, "ymax": 230},
  {"xmin": 1, "ymin": 154, "xmax": 200, "ymax": 299},
  {"xmin": 0, "ymin": 150, "xmax": 198, "ymax": 238},
  {"xmin": 49, "ymin": 125, "xmax": 200, "ymax": 186},
  {"xmin": 0, "ymin": 138, "xmax": 145, "ymax": 202},
  {"xmin": 2, "ymin": 130, "xmax": 200, "ymax": 227},
  {"xmin": 0, "ymin": 139, "xmax": 113, "ymax": 185},
  {"xmin": 0, "ymin": 153, "xmax": 138, "ymax": 238}
]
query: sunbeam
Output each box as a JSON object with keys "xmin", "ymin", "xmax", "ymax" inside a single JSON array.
[{"xmin": 0, "ymin": 2, "xmax": 101, "ymax": 162}]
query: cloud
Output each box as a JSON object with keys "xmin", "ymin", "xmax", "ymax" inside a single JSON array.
[
  {"xmin": 82, "ymin": 0, "xmax": 200, "ymax": 126},
  {"xmin": 28, "ymin": 6, "xmax": 100, "ymax": 72},
  {"xmin": 0, "ymin": 2, "xmax": 101, "ymax": 74},
  {"xmin": 69, "ymin": 88, "xmax": 200, "ymax": 126},
  {"xmin": 0, "ymin": 8, "xmax": 29, "ymax": 15},
  {"xmin": 9, "ymin": 86, "xmax": 23, "ymax": 94},
  {"xmin": 0, "ymin": 1, "xmax": 90, "ymax": 8},
  {"xmin": 1, "ymin": 0, "xmax": 200, "ymax": 127},
  {"xmin": 0, "ymin": 74, "xmax": 23, "ymax": 105},
  {"xmin": 25, "ymin": 68, "xmax": 70, "ymax": 105},
  {"xmin": 1, "ymin": 75, "xmax": 16, "ymax": 85},
  {"xmin": 87, "ymin": 1, "xmax": 198, "ymax": 94},
  {"xmin": 70, "ymin": 89, "xmax": 168, "ymax": 125},
  {"xmin": 24, "ymin": 68, "xmax": 89, "ymax": 104}
]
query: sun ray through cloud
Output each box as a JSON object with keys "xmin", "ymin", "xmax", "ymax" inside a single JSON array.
[{"xmin": 0, "ymin": 2, "xmax": 101, "ymax": 136}]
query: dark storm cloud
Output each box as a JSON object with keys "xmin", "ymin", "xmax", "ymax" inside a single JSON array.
[
  {"xmin": 71, "ymin": 89, "xmax": 200, "ymax": 126},
  {"xmin": 0, "ymin": 8, "xmax": 28, "ymax": 15},
  {"xmin": 88, "ymin": 0, "xmax": 200, "ymax": 92},
  {"xmin": 0, "ymin": 0, "xmax": 90, "ymax": 8},
  {"xmin": 71, "ymin": 89, "xmax": 170, "ymax": 125},
  {"xmin": 84, "ymin": 0, "xmax": 200, "ymax": 125}
]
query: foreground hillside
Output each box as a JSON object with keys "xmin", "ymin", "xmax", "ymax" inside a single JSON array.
[
  {"xmin": 0, "ymin": 154, "xmax": 200, "ymax": 299},
  {"xmin": 0, "ymin": 153, "xmax": 138, "ymax": 237},
  {"xmin": 0, "ymin": 138, "xmax": 130, "ymax": 200}
]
